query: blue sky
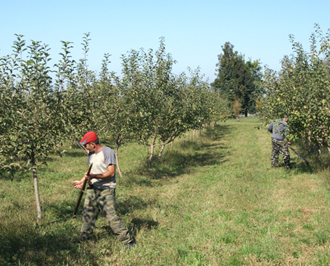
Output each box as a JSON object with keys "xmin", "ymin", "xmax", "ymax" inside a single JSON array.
[{"xmin": 1, "ymin": 0, "xmax": 329, "ymax": 81}]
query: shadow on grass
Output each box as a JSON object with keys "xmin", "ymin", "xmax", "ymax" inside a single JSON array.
[
  {"xmin": 124, "ymin": 124, "xmax": 231, "ymax": 184},
  {"xmin": 0, "ymin": 194, "xmax": 157, "ymax": 265},
  {"xmin": 126, "ymin": 146, "xmax": 228, "ymax": 182},
  {"xmin": 41, "ymin": 193, "xmax": 154, "ymax": 223},
  {"xmin": 288, "ymin": 141, "xmax": 330, "ymax": 175},
  {"xmin": 131, "ymin": 217, "xmax": 159, "ymax": 230},
  {"xmin": 116, "ymin": 195, "xmax": 156, "ymax": 215},
  {"xmin": 204, "ymin": 123, "xmax": 231, "ymax": 141},
  {"xmin": 41, "ymin": 199, "xmax": 80, "ymax": 224},
  {"xmin": 39, "ymin": 194, "xmax": 156, "ymax": 237},
  {"xmin": 98, "ymin": 217, "xmax": 158, "ymax": 241},
  {"xmin": 290, "ymin": 162, "xmax": 312, "ymax": 173},
  {"xmin": 0, "ymin": 227, "xmax": 99, "ymax": 266},
  {"xmin": 100, "ymin": 216, "xmax": 159, "ymax": 238}
]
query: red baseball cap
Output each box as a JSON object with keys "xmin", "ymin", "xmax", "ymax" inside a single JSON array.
[{"xmin": 80, "ymin": 131, "xmax": 98, "ymax": 145}]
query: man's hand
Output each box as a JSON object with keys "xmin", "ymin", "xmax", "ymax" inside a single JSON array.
[
  {"xmin": 288, "ymin": 141, "xmax": 291, "ymax": 145},
  {"xmin": 83, "ymin": 172, "xmax": 94, "ymax": 180},
  {"xmin": 72, "ymin": 180, "xmax": 84, "ymax": 189},
  {"xmin": 72, "ymin": 173, "xmax": 93, "ymax": 189},
  {"xmin": 72, "ymin": 164, "xmax": 94, "ymax": 190},
  {"xmin": 83, "ymin": 172, "xmax": 95, "ymax": 184}
]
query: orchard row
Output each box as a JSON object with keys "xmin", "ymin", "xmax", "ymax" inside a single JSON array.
[{"xmin": 0, "ymin": 34, "xmax": 232, "ymax": 177}]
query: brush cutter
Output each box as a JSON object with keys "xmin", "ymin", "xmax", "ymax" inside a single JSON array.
[{"xmin": 288, "ymin": 145, "xmax": 310, "ymax": 167}]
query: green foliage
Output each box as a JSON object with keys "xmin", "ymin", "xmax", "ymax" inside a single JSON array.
[
  {"xmin": 208, "ymin": 90, "xmax": 232, "ymax": 123},
  {"xmin": 0, "ymin": 35, "xmax": 63, "ymax": 174},
  {"xmin": 181, "ymin": 67, "xmax": 216, "ymax": 130},
  {"xmin": 0, "ymin": 33, "xmax": 235, "ymax": 222},
  {"xmin": 232, "ymin": 98, "xmax": 241, "ymax": 121},
  {"xmin": 115, "ymin": 38, "xmax": 228, "ymax": 166},
  {"xmin": 54, "ymin": 37, "xmax": 94, "ymax": 142},
  {"xmin": 1, "ymin": 34, "xmax": 232, "ymax": 174},
  {"xmin": 259, "ymin": 24, "xmax": 330, "ymax": 147},
  {"xmin": 212, "ymin": 42, "xmax": 263, "ymax": 116}
]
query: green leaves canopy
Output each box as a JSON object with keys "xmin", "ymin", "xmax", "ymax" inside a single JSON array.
[
  {"xmin": 259, "ymin": 24, "xmax": 330, "ymax": 146},
  {"xmin": 212, "ymin": 42, "xmax": 263, "ymax": 116}
]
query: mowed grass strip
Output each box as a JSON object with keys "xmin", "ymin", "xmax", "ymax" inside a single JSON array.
[{"xmin": 1, "ymin": 117, "xmax": 330, "ymax": 265}]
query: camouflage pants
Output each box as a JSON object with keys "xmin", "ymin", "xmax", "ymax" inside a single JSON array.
[
  {"xmin": 80, "ymin": 187, "xmax": 132, "ymax": 244},
  {"xmin": 271, "ymin": 138, "xmax": 290, "ymax": 168}
]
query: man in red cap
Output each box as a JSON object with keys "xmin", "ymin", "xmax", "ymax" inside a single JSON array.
[{"xmin": 72, "ymin": 131, "xmax": 135, "ymax": 248}]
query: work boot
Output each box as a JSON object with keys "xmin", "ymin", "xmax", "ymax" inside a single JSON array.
[{"xmin": 124, "ymin": 240, "xmax": 136, "ymax": 249}]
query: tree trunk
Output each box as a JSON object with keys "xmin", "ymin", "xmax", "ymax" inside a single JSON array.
[
  {"xmin": 158, "ymin": 143, "xmax": 166, "ymax": 160},
  {"xmin": 31, "ymin": 151, "xmax": 42, "ymax": 224},
  {"xmin": 115, "ymin": 144, "xmax": 123, "ymax": 178},
  {"xmin": 318, "ymin": 145, "xmax": 322, "ymax": 162},
  {"xmin": 148, "ymin": 134, "xmax": 157, "ymax": 167},
  {"xmin": 308, "ymin": 131, "xmax": 312, "ymax": 154}
]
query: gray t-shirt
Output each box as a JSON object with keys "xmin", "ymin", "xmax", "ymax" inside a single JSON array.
[
  {"xmin": 267, "ymin": 119, "xmax": 289, "ymax": 140},
  {"xmin": 87, "ymin": 146, "xmax": 116, "ymax": 189}
]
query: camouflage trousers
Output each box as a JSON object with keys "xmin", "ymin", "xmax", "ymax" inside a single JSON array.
[
  {"xmin": 271, "ymin": 138, "xmax": 290, "ymax": 169},
  {"xmin": 80, "ymin": 187, "xmax": 132, "ymax": 244}
]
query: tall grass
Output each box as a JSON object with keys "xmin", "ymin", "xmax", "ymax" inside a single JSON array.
[{"xmin": 1, "ymin": 117, "xmax": 330, "ymax": 265}]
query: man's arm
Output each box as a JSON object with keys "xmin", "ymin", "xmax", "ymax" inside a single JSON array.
[
  {"xmin": 71, "ymin": 164, "xmax": 115, "ymax": 189},
  {"xmin": 89, "ymin": 164, "xmax": 115, "ymax": 180}
]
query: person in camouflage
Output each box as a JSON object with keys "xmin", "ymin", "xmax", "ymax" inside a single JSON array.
[
  {"xmin": 267, "ymin": 116, "xmax": 291, "ymax": 169},
  {"xmin": 72, "ymin": 131, "xmax": 135, "ymax": 248}
]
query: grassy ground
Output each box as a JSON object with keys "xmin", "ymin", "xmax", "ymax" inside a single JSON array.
[{"xmin": 1, "ymin": 117, "xmax": 330, "ymax": 265}]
